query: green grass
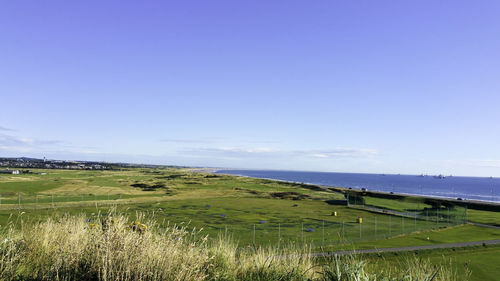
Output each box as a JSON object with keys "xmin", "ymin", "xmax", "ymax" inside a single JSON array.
[
  {"xmin": 0, "ymin": 169, "xmax": 498, "ymax": 247},
  {"xmin": 360, "ymin": 245, "xmax": 500, "ymax": 281},
  {"xmin": 0, "ymin": 180, "xmax": 64, "ymax": 194},
  {"xmin": 363, "ymin": 196, "xmax": 433, "ymax": 212},
  {"xmin": 467, "ymin": 209, "xmax": 500, "ymax": 226},
  {"xmin": 0, "ymin": 211, "xmax": 468, "ymax": 281},
  {"xmin": 1, "ymin": 168, "xmax": 499, "ymax": 280},
  {"xmin": 321, "ymin": 224, "xmax": 500, "ymax": 251}
]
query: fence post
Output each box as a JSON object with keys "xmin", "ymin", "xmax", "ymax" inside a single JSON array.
[
  {"xmin": 225, "ymin": 225, "xmax": 228, "ymax": 240},
  {"xmin": 301, "ymin": 222, "xmax": 304, "ymax": 245},
  {"xmin": 359, "ymin": 221, "xmax": 362, "ymax": 240},
  {"xmin": 374, "ymin": 217, "xmax": 377, "ymax": 239},
  {"xmin": 414, "ymin": 212, "xmax": 417, "ymax": 231},
  {"xmin": 36, "ymin": 194, "xmax": 38, "ymax": 209},
  {"xmin": 465, "ymin": 204, "xmax": 468, "ymax": 223},
  {"xmin": 278, "ymin": 223, "xmax": 281, "ymax": 248},
  {"xmin": 389, "ymin": 216, "xmax": 391, "ymax": 237},
  {"xmin": 253, "ymin": 224, "xmax": 255, "ymax": 245},
  {"xmin": 436, "ymin": 209, "xmax": 439, "ymax": 226},
  {"xmin": 402, "ymin": 216, "xmax": 404, "ymax": 234},
  {"xmin": 18, "ymin": 193, "xmax": 21, "ymax": 209},
  {"xmin": 342, "ymin": 221, "xmax": 345, "ymax": 242},
  {"xmin": 322, "ymin": 220, "xmax": 325, "ymax": 247},
  {"xmin": 0, "ymin": 194, "xmax": 2, "ymax": 209}
]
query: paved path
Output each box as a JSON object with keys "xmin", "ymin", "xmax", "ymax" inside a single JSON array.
[{"xmin": 309, "ymin": 239, "xmax": 500, "ymax": 257}]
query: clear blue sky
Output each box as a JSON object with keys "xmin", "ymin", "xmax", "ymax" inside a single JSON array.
[{"xmin": 1, "ymin": 1, "xmax": 499, "ymax": 176}]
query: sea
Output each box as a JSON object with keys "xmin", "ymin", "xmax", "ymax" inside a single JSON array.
[{"xmin": 215, "ymin": 170, "xmax": 500, "ymax": 203}]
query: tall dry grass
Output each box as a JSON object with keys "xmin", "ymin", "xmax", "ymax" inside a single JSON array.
[{"xmin": 0, "ymin": 211, "xmax": 467, "ymax": 281}]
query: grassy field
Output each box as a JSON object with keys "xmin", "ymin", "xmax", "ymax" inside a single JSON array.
[
  {"xmin": 359, "ymin": 244, "xmax": 500, "ymax": 281},
  {"xmin": 0, "ymin": 211, "xmax": 467, "ymax": 281},
  {"xmin": 0, "ymin": 168, "xmax": 498, "ymax": 247},
  {"xmin": 0, "ymin": 167, "xmax": 499, "ymax": 280},
  {"xmin": 467, "ymin": 208, "xmax": 500, "ymax": 226}
]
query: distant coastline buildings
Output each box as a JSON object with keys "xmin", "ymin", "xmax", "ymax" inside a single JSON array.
[
  {"xmin": 0, "ymin": 168, "xmax": 20, "ymax": 174},
  {"xmin": 0, "ymin": 157, "xmax": 109, "ymax": 170}
]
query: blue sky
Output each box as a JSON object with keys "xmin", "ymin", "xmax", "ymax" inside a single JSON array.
[{"xmin": 1, "ymin": 1, "xmax": 499, "ymax": 176}]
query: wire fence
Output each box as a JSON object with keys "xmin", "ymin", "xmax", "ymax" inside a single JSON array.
[
  {"xmin": 0, "ymin": 193, "xmax": 131, "ymax": 209},
  {"xmin": 191, "ymin": 212, "xmax": 466, "ymax": 248},
  {"xmin": 0, "ymin": 192, "xmax": 469, "ymax": 248},
  {"xmin": 181, "ymin": 202, "xmax": 468, "ymax": 248}
]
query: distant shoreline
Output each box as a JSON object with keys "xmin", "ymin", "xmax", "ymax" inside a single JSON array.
[{"xmin": 212, "ymin": 169, "xmax": 500, "ymax": 207}]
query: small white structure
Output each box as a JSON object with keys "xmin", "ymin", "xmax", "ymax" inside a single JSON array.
[{"xmin": 0, "ymin": 169, "xmax": 20, "ymax": 174}]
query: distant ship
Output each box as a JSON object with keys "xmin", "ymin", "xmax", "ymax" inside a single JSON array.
[{"xmin": 434, "ymin": 174, "xmax": 446, "ymax": 179}]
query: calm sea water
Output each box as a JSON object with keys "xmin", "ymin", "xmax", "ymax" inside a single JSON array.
[{"xmin": 215, "ymin": 170, "xmax": 500, "ymax": 203}]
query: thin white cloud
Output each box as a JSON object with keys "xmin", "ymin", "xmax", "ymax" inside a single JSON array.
[
  {"xmin": 438, "ymin": 159, "xmax": 500, "ymax": 169},
  {"xmin": 0, "ymin": 133, "xmax": 65, "ymax": 153},
  {"xmin": 183, "ymin": 146, "xmax": 378, "ymax": 159},
  {"xmin": 159, "ymin": 138, "xmax": 280, "ymax": 145},
  {"xmin": 159, "ymin": 138, "xmax": 215, "ymax": 144},
  {"xmin": 0, "ymin": 134, "xmax": 62, "ymax": 146},
  {"xmin": 475, "ymin": 160, "xmax": 500, "ymax": 168},
  {"xmin": 0, "ymin": 126, "xmax": 14, "ymax": 132},
  {"xmin": 459, "ymin": 159, "xmax": 500, "ymax": 168},
  {"xmin": 305, "ymin": 148, "xmax": 378, "ymax": 158}
]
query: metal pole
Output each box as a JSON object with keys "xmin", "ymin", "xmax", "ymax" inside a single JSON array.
[
  {"xmin": 52, "ymin": 194, "xmax": 54, "ymax": 208},
  {"xmin": 36, "ymin": 194, "xmax": 38, "ymax": 209},
  {"xmin": 464, "ymin": 204, "xmax": 467, "ymax": 223},
  {"xmin": 278, "ymin": 223, "xmax": 281, "ymax": 248},
  {"xmin": 253, "ymin": 224, "xmax": 255, "ymax": 245},
  {"xmin": 436, "ymin": 208, "xmax": 439, "ymax": 226},
  {"xmin": 18, "ymin": 193, "xmax": 21, "ymax": 209},
  {"xmin": 342, "ymin": 220, "xmax": 345, "ymax": 241},
  {"xmin": 414, "ymin": 212, "xmax": 417, "ymax": 231},
  {"xmin": 374, "ymin": 217, "xmax": 377, "ymax": 239},
  {"xmin": 322, "ymin": 220, "xmax": 325, "ymax": 247},
  {"xmin": 301, "ymin": 222, "xmax": 304, "ymax": 245},
  {"xmin": 402, "ymin": 216, "xmax": 404, "ymax": 234},
  {"xmin": 359, "ymin": 222, "xmax": 362, "ymax": 240},
  {"xmin": 389, "ymin": 216, "xmax": 391, "ymax": 237},
  {"xmin": 0, "ymin": 194, "xmax": 2, "ymax": 209}
]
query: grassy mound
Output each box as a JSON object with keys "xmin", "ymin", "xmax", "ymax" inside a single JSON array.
[{"xmin": 0, "ymin": 212, "xmax": 466, "ymax": 281}]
